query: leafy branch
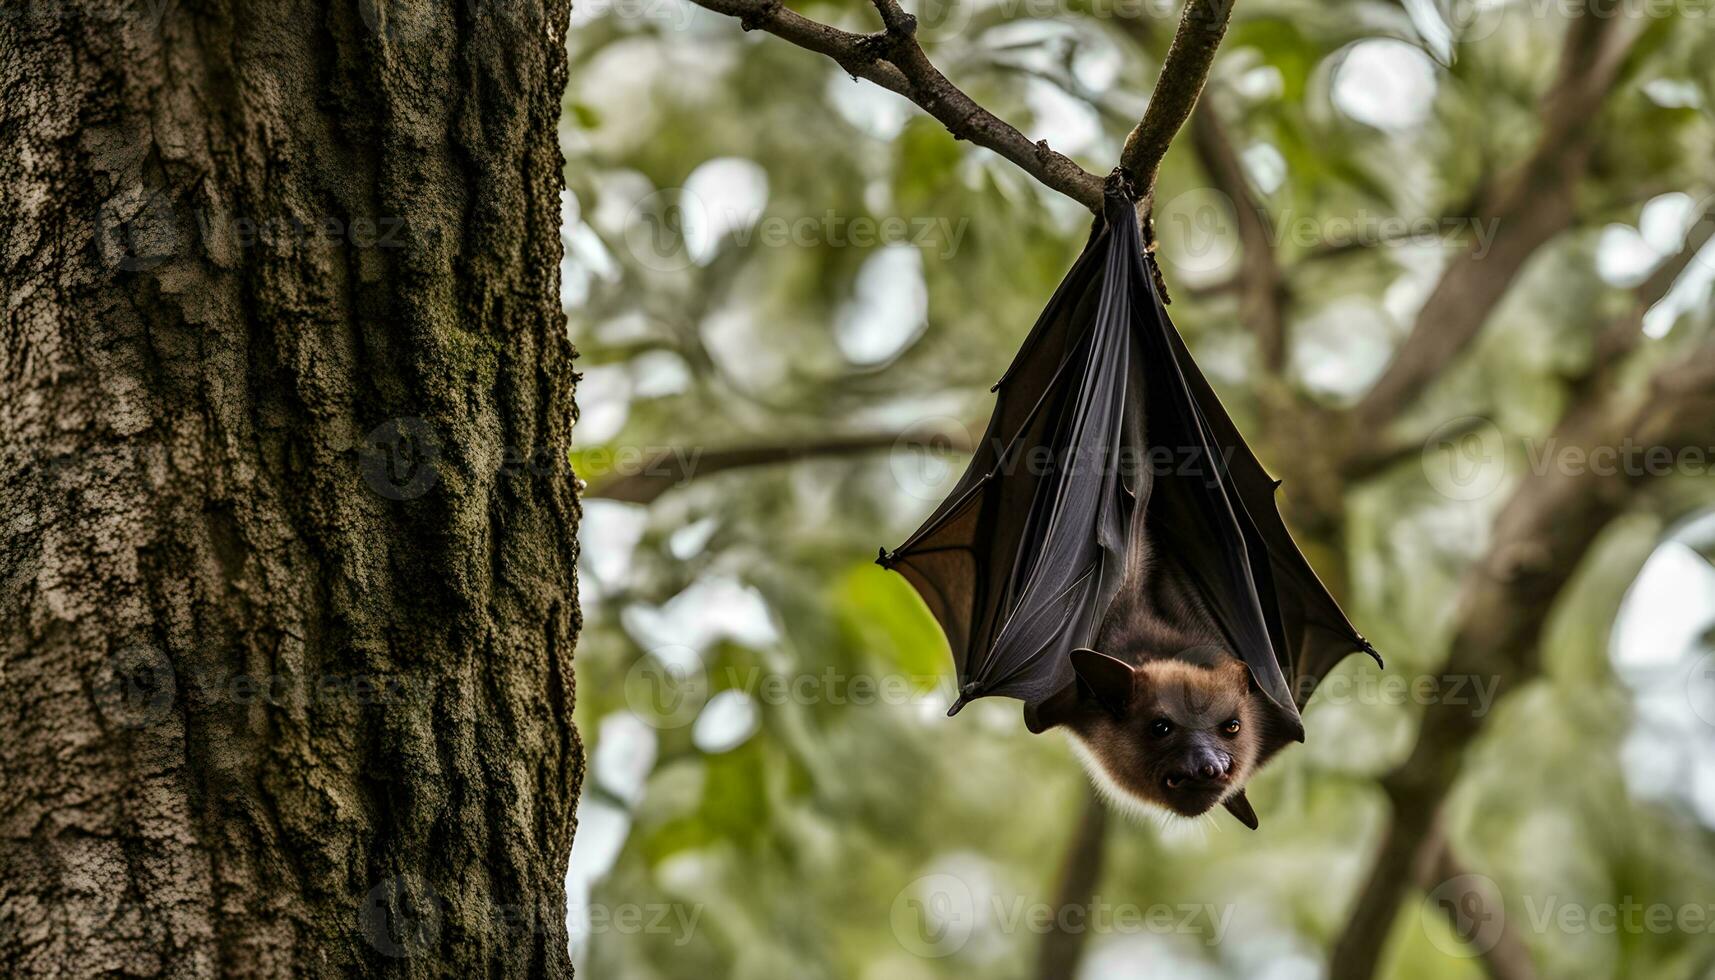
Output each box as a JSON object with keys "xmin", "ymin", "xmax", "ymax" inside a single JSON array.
[
  {"xmin": 1327, "ymin": 214, "xmax": 1715, "ymax": 980},
  {"xmin": 1345, "ymin": 6, "xmax": 1643, "ymax": 446},
  {"xmin": 684, "ymin": 0, "xmax": 1237, "ymax": 210},
  {"xmin": 584, "ymin": 425, "xmax": 976, "ymax": 503},
  {"xmin": 616, "ymin": 8, "xmax": 1714, "ymax": 980}
]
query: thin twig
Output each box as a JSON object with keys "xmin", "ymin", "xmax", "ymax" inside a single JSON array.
[
  {"xmin": 583, "ymin": 426, "xmax": 976, "ymax": 504},
  {"xmin": 686, "ymin": 0, "xmax": 1105, "ymax": 208},
  {"xmin": 1118, "ymin": 0, "xmax": 1236, "ymax": 207},
  {"xmin": 685, "ymin": 0, "xmax": 1238, "ymax": 214}
]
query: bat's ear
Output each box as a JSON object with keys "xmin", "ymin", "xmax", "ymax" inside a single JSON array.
[
  {"xmin": 1222, "ymin": 789, "xmax": 1260, "ymax": 830},
  {"xmin": 1070, "ymin": 648, "xmax": 1135, "ymax": 716},
  {"xmin": 1219, "ymin": 656, "xmax": 1254, "ymax": 688}
]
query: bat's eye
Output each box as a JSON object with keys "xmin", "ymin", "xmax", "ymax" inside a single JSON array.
[
  {"xmin": 1149, "ymin": 719, "xmax": 1172, "ymax": 738},
  {"xmin": 1222, "ymin": 719, "xmax": 1241, "ymax": 735}
]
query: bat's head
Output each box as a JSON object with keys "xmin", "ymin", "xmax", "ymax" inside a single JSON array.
[{"xmin": 1026, "ymin": 648, "xmax": 1266, "ymax": 829}]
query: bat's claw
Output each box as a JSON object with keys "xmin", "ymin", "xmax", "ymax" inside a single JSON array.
[
  {"xmin": 1358, "ymin": 636, "xmax": 1384, "ymax": 668},
  {"xmin": 947, "ymin": 682, "xmax": 981, "ymax": 716}
]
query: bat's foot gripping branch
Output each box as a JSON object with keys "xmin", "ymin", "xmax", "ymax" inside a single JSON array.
[
  {"xmin": 1104, "ymin": 166, "xmax": 1142, "ymax": 202},
  {"xmin": 1103, "ymin": 167, "xmax": 1173, "ymax": 304}
]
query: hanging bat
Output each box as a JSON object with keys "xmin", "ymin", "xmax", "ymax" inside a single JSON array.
[{"xmin": 878, "ymin": 179, "xmax": 1379, "ymax": 829}]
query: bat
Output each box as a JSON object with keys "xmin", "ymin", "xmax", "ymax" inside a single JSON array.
[{"xmin": 878, "ymin": 179, "xmax": 1379, "ymax": 829}]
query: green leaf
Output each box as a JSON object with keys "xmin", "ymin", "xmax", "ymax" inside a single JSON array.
[
  {"xmin": 570, "ymin": 101, "xmax": 601, "ymax": 129},
  {"xmin": 830, "ymin": 562, "xmax": 949, "ymax": 679}
]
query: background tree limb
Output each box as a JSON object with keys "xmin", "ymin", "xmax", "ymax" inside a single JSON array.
[
  {"xmin": 1328, "ymin": 328, "xmax": 1715, "ymax": 979},
  {"xmin": 1033, "ymin": 786, "xmax": 1111, "ymax": 980},
  {"xmin": 1415, "ymin": 820, "xmax": 1540, "ymax": 980},
  {"xmin": 1347, "ymin": 3, "xmax": 1642, "ymax": 447},
  {"xmin": 584, "ymin": 426, "xmax": 976, "ymax": 504},
  {"xmin": 1186, "ymin": 99, "xmax": 1289, "ymax": 373},
  {"xmin": 687, "ymin": 0, "xmax": 1239, "ymax": 210}
]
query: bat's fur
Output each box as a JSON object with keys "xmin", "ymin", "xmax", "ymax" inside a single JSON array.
[
  {"xmin": 887, "ymin": 201, "xmax": 1376, "ymax": 831},
  {"xmin": 1060, "ymin": 656, "xmax": 1266, "ymax": 823},
  {"xmin": 1027, "ymin": 466, "xmax": 1278, "ymax": 828}
]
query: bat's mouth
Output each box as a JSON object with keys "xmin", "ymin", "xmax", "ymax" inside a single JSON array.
[
  {"xmin": 1163, "ymin": 750, "xmax": 1234, "ymax": 790},
  {"xmin": 1163, "ymin": 773, "xmax": 1230, "ymax": 788},
  {"xmin": 1162, "ymin": 768, "xmax": 1232, "ymax": 815}
]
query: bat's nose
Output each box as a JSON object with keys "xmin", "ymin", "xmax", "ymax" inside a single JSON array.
[{"xmin": 1179, "ymin": 747, "xmax": 1232, "ymax": 784}]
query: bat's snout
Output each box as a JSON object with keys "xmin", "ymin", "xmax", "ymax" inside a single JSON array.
[{"xmin": 1164, "ymin": 747, "xmax": 1234, "ymax": 792}]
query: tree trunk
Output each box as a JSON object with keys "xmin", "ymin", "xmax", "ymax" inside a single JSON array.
[{"xmin": 1, "ymin": 1, "xmax": 582, "ymax": 976}]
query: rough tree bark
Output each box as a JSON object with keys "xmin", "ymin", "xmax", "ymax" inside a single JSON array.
[{"xmin": 1, "ymin": 0, "xmax": 582, "ymax": 976}]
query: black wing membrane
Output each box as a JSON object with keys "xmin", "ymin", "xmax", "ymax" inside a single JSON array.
[
  {"xmin": 880, "ymin": 187, "xmax": 1377, "ymax": 740},
  {"xmin": 877, "ymin": 222, "xmax": 1124, "ymax": 711}
]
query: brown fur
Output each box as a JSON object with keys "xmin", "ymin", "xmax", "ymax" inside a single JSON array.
[
  {"xmin": 1026, "ymin": 462, "xmax": 1276, "ymax": 825},
  {"xmin": 1063, "ymin": 657, "xmax": 1266, "ymax": 819}
]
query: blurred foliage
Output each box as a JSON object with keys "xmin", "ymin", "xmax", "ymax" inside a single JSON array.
[{"xmin": 560, "ymin": 1, "xmax": 1715, "ymax": 977}]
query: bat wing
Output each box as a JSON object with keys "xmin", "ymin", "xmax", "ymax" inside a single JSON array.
[
  {"xmin": 882, "ymin": 187, "xmax": 1377, "ymax": 739},
  {"xmin": 1153, "ymin": 280, "xmax": 1383, "ymax": 708},
  {"xmin": 1123, "ymin": 213, "xmax": 1379, "ymax": 761},
  {"xmin": 878, "ymin": 220, "xmax": 1140, "ymax": 712}
]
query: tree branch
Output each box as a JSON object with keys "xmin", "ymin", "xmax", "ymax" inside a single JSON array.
[
  {"xmin": 688, "ymin": 0, "xmax": 1240, "ymax": 213},
  {"xmin": 1186, "ymin": 98, "xmax": 1288, "ymax": 372},
  {"xmin": 583, "ymin": 426, "xmax": 975, "ymax": 504},
  {"xmin": 686, "ymin": 0, "xmax": 1105, "ymax": 208},
  {"xmin": 1347, "ymin": 3, "xmax": 1641, "ymax": 446},
  {"xmin": 1328, "ymin": 336, "xmax": 1715, "ymax": 979},
  {"xmin": 1033, "ymin": 786, "xmax": 1110, "ymax": 980},
  {"xmin": 1118, "ymin": 0, "xmax": 1236, "ymax": 206},
  {"xmin": 1414, "ymin": 822, "xmax": 1539, "ymax": 980}
]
